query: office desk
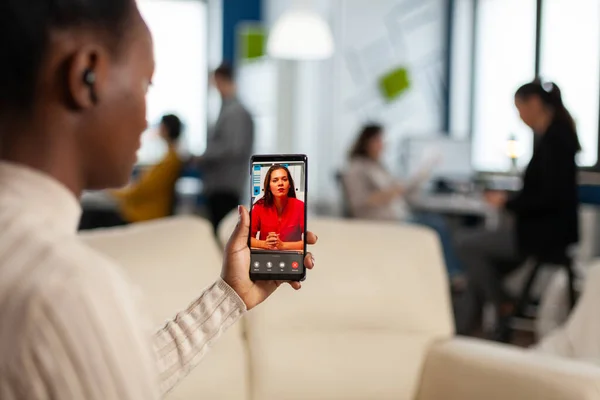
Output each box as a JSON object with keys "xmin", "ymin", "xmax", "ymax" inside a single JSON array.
[{"xmin": 409, "ymin": 193, "xmax": 499, "ymax": 230}]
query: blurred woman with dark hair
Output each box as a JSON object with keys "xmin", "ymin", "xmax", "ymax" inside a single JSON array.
[
  {"xmin": 456, "ymin": 79, "xmax": 580, "ymax": 339},
  {"xmin": 251, "ymin": 164, "xmax": 305, "ymax": 251},
  {"xmin": 344, "ymin": 124, "xmax": 464, "ymax": 285}
]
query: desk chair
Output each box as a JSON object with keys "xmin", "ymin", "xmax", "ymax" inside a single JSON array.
[
  {"xmin": 169, "ymin": 182, "xmax": 180, "ymax": 216},
  {"xmin": 498, "ymin": 251, "xmax": 577, "ymax": 343},
  {"xmin": 172, "ymin": 157, "xmax": 205, "ymax": 216},
  {"xmin": 334, "ymin": 171, "xmax": 354, "ymax": 219}
]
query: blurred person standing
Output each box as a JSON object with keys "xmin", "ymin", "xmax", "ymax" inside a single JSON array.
[{"xmin": 197, "ymin": 63, "xmax": 254, "ymax": 234}]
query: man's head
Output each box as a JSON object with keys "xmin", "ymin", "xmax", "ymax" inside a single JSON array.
[
  {"xmin": 211, "ymin": 63, "xmax": 236, "ymax": 99},
  {"xmin": 159, "ymin": 114, "xmax": 182, "ymax": 145},
  {"xmin": 0, "ymin": 0, "xmax": 155, "ymax": 192}
]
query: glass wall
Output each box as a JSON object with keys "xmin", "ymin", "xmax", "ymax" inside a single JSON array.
[
  {"xmin": 449, "ymin": 0, "xmax": 474, "ymax": 139},
  {"xmin": 137, "ymin": 0, "xmax": 208, "ymax": 164},
  {"xmin": 539, "ymin": 0, "xmax": 600, "ymax": 166},
  {"xmin": 471, "ymin": 0, "xmax": 536, "ymax": 172},
  {"xmin": 452, "ymin": 0, "xmax": 600, "ymax": 171}
]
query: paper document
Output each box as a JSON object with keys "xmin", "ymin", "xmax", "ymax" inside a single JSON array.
[{"xmin": 403, "ymin": 149, "xmax": 443, "ymax": 193}]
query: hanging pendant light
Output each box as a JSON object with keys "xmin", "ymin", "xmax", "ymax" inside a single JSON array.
[{"xmin": 267, "ymin": 6, "xmax": 334, "ymax": 60}]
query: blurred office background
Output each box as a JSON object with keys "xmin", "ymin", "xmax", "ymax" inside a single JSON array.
[
  {"xmin": 74, "ymin": 2, "xmax": 600, "ymax": 396},
  {"xmin": 134, "ymin": 0, "xmax": 600, "ymax": 211}
]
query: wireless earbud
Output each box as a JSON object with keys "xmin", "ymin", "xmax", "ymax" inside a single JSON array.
[
  {"xmin": 83, "ymin": 69, "xmax": 98, "ymax": 103},
  {"xmin": 83, "ymin": 70, "xmax": 96, "ymax": 85}
]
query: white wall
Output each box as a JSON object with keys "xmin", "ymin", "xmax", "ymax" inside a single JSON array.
[{"xmin": 264, "ymin": 0, "xmax": 448, "ymax": 207}]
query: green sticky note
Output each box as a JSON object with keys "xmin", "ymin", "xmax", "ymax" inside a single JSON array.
[
  {"xmin": 239, "ymin": 26, "xmax": 266, "ymax": 60},
  {"xmin": 379, "ymin": 67, "xmax": 410, "ymax": 101}
]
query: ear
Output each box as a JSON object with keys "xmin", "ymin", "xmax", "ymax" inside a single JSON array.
[{"xmin": 65, "ymin": 47, "xmax": 110, "ymax": 110}]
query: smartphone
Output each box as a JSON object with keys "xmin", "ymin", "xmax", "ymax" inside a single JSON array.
[{"xmin": 249, "ymin": 154, "xmax": 308, "ymax": 281}]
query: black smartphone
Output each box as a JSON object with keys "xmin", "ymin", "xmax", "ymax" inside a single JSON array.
[{"xmin": 249, "ymin": 154, "xmax": 308, "ymax": 281}]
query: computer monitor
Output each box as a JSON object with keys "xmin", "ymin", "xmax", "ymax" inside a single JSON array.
[{"xmin": 400, "ymin": 135, "xmax": 473, "ymax": 182}]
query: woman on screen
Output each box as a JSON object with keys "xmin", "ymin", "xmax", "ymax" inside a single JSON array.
[{"xmin": 251, "ymin": 164, "xmax": 305, "ymax": 251}]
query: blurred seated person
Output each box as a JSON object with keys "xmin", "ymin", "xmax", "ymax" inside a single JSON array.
[
  {"xmin": 250, "ymin": 164, "xmax": 304, "ymax": 252},
  {"xmin": 455, "ymin": 80, "xmax": 580, "ymax": 339},
  {"xmin": 79, "ymin": 114, "xmax": 183, "ymax": 230},
  {"xmin": 343, "ymin": 124, "xmax": 463, "ymax": 285}
]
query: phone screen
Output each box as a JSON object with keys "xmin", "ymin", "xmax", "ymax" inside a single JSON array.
[{"xmin": 249, "ymin": 155, "xmax": 307, "ymax": 281}]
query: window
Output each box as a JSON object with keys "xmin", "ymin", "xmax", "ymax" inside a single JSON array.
[
  {"xmin": 471, "ymin": 0, "xmax": 537, "ymax": 172},
  {"xmin": 452, "ymin": 0, "xmax": 600, "ymax": 171},
  {"xmin": 449, "ymin": 0, "xmax": 474, "ymax": 139},
  {"xmin": 539, "ymin": 0, "xmax": 600, "ymax": 166},
  {"xmin": 137, "ymin": 0, "xmax": 208, "ymax": 164}
]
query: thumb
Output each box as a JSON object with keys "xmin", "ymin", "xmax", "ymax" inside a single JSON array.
[{"xmin": 227, "ymin": 205, "xmax": 250, "ymax": 250}]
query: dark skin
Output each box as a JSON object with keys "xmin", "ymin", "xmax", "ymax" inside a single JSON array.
[{"xmin": 0, "ymin": 3, "xmax": 317, "ymax": 309}]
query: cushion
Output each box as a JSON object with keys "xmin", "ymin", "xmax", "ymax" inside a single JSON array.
[
  {"xmin": 81, "ymin": 216, "xmax": 249, "ymax": 400},
  {"xmin": 245, "ymin": 218, "xmax": 453, "ymax": 399}
]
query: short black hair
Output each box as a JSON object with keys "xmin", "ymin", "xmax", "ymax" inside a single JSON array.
[
  {"xmin": 0, "ymin": 0, "xmax": 134, "ymax": 111},
  {"xmin": 161, "ymin": 114, "xmax": 182, "ymax": 142},
  {"xmin": 213, "ymin": 62, "xmax": 234, "ymax": 81}
]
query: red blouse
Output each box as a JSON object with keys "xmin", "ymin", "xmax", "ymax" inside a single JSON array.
[{"xmin": 251, "ymin": 197, "xmax": 305, "ymax": 242}]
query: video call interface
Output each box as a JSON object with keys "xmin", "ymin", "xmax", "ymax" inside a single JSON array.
[{"xmin": 250, "ymin": 161, "xmax": 306, "ymax": 274}]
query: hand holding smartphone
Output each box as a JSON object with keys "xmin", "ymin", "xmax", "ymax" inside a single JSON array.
[{"xmin": 249, "ymin": 154, "xmax": 308, "ymax": 281}]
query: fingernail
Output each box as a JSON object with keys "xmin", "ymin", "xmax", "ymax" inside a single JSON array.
[{"xmin": 311, "ymin": 256, "xmax": 315, "ymax": 265}]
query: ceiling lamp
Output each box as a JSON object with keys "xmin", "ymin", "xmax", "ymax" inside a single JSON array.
[{"xmin": 267, "ymin": 8, "xmax": 334, "ymax": 60}]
